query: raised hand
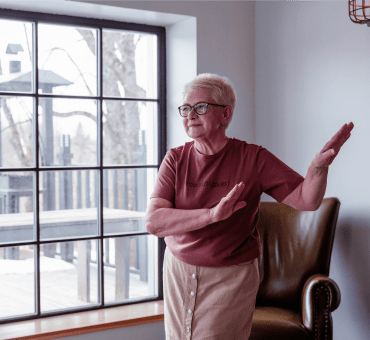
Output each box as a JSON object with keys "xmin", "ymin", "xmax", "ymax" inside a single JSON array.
[
  {"xmin": 209, "ymin": 182, "xmax": 247, "ymax": 223},
  {"xmin": 311, "ymin": 122, "xmax": 354, "ymax": 169}
]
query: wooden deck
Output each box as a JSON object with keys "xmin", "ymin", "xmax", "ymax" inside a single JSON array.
[
  {"xmin": 0, "ymin": 257, "xmax": 153, "ymax": 319},
  {"xmin": 0, "ymin": 208, "xmax": 146, "ymax": 242}
]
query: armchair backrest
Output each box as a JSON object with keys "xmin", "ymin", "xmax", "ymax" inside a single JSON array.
[{"xmin": 255, "ymin": 197, "xmax": 340, "ymax": 312}]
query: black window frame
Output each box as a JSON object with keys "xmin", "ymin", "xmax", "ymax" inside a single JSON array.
[{"xmin": 0, "ymin": 7, "xmax": 166, "ymax": 324}]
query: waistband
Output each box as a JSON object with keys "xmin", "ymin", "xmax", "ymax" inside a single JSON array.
[{"xmin": 235, "ymin": 259, "xmax": 255, "ymax": 266}]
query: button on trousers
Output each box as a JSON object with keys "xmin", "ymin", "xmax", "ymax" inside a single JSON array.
[{"xmin": 163, "ymin": 248, "xmax": 259, "ymax": 340}]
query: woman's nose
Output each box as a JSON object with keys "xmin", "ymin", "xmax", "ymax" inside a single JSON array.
[{"xmin": 187, "ymin": 107, "xmax": 198, "ymax": 119}]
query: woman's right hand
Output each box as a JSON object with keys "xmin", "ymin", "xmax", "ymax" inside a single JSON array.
[{"xmin": 209, "ymin": 182, "xmax": 247, "ymax": 223}]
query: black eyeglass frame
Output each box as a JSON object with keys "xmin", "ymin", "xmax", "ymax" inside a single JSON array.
[{"xmin": 178, "ymin": 102, "xmax": 227, "ymax": 117}]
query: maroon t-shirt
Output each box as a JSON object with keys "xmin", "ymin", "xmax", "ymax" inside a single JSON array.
[{"xmin": 150, "ymin": 138, "xmax": 304, "ymax": 267}]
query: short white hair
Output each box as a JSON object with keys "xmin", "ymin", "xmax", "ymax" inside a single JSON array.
[{"xmin": 182, "ymin": 73, "xmax": 237, "ymax": 128}]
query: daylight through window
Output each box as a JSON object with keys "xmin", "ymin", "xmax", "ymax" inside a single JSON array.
[{"xmin": 0, "ymin": 8, "xmax": 165, "ymax": 323}]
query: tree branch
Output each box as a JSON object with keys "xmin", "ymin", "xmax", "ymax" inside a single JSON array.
[
  {"xmin": 43, "ymin": 47, "xmax": 93, "ymax": 96},
  {"xmin": 1, "ymin": 118, "xmax": 32, "ymax": 133},
  {"xmin": 75, "ymin": 29, "xmax": 96, "ymax": 56},
  {"xmin": 23, "ymin": 23, "xmax": 32, "ymax": 62},
  {"xmin": 2, "ymin": 99, "xmax": 30, "ymax": 167},
  {"xmin": 53, "ymin": 110, "xmax": 97, "ymax": 122}
]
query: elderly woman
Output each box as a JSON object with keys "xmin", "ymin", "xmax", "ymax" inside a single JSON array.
[{"xmin": 145, "ymin": 73, "xmax": 353, "ymax": 340}]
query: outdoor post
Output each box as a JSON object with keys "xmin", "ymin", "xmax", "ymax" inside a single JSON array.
[
  {"xmin": 37, "ymin": 70, "xmax": 72, "ymax": 259},
  {"xmin": 77, "ymin": 240, "xmax": 91, "ymax": 302},
  {"xmin": 40, "ymin": 88, "xmax": 56, "ymax": 212},
  {"xmin": 40, "ymin": 87, "xmax": 57, "ymax": 257},
  {"xmin": 103, "ymin": 170, "xmax": 109, "ymax": 264},
  {"xmin": 77, "ymin": 170, "xmax": 82, "ymax": 209},
  {"xmin": 0, "ymin": 99, "xmax": 2, "ymax": 168},
  {"xmin": 135, "ymin": 130, "xmax": 148, "ymax": 282},
  {"xmin": 85, "ymin": 170, "xmax": 90, "ymax": 208},
  {"xmin": 115, "ymin": 236, "xmax": 130, "ymax": 300},
  {"xmin": 58, "ymin": 134, "xmax": 74, "ymax": 263},
  {"xmin": 114, "ymin": 170, "xmax": 130, "ymax": 300}
]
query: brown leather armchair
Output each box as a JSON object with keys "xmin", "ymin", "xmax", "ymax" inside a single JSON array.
[{"xmin": 250, "ymin": 197, "xmax": 341, "ymax": 340}]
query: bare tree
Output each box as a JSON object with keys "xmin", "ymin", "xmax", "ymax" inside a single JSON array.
[
  {"xmin": 1, "ymin": 29, "xmax": 146, "ymax": 167},
  {"xmin": 76, "ymin": 29, "xmax": 145, "ymax": 165},
  {"xmin": 0, "ymin": 59, "xmax": 33, "ymax": 167}
]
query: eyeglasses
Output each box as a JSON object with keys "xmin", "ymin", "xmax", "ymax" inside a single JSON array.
[{"xmin": 178, "ymin": 102, "xmax": 227, "ymax": 117}]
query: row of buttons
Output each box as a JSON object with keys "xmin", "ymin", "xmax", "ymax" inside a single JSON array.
[{"xmin": 186, "ymin": 273, "xmax": 197, "ymax": 334}]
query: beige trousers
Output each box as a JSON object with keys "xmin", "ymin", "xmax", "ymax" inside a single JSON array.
[{"xmin": 163, "ymin": 247, "xmax": 259, "ymax": 340}]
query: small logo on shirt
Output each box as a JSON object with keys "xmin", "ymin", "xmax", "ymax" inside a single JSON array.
[{"xmin": 186, "ymin": 181, "xmax": 229, "ymax": 188}]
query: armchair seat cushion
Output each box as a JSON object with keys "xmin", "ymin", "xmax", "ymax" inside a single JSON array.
[{"xmin": 250, "ymin": 307, "xmax": 312, "ymax": 340}]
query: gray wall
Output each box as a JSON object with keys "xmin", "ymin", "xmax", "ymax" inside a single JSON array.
[{"xmin": 256, "ymin": 2, "xmax": 370, "ymax": 340}]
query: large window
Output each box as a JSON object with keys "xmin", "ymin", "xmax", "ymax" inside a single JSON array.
[{"xmin": 0, "ymin": 8, "xmax": 166, "ymax": 323}]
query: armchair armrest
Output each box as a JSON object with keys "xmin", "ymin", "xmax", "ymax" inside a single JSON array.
[{"xmin": 302, "ymin": 274, "xmax": 341, "ymax": 340}]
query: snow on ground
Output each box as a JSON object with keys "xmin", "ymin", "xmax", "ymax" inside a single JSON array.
[{"xmin": 0, "ymin": 256, "xmax": 76, "ymax": 274}]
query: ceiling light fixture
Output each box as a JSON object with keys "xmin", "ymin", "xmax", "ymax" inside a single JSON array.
[{"xmin": 349, "ymin": 0, "xmax": 370, "ymax": 26}]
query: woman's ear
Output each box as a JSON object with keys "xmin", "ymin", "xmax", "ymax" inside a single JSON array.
[{"xmin": 222, "ymin": 106, "xmax": 233, "ymax": 126}]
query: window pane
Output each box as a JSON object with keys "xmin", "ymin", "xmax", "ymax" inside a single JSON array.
[
  {"xmin": 39, "ymin": 170, "xmax": 98, "ymax": 240},
  {"xmin": 103, "ymin": 30, "xmax": 157, "ymax": 99},
  {"xmin": 38, "ymin": 98, "xmax": 97, "ymax": 167},
  {"xmin": 102, "ymin": 168, "xmax": 155, "ymax": 235},
  {"xmin": 0, "ymin": 172, "xmax": 35, "ymax": 244},
  {"xmin": 0, "ymin": 245, "xmax": 35, "ymax": 319},
  {"xmin": 0, "ymin": 19, "xmax": 33, "ymax": 93},
  {"xmin": 103, "ymin": 101, "xmax": 157, "ymax": 165},
  {"xmin": 38, "ymin": 24, "xmax": 97, "ymax": 96},
  {"xmin": 0, "ymin": 96, "xmax": 34, "ymax": 168},
  {"xmin": 40, "ymin": 240, "xmax": 99, "ymax": 312},
  {"xmin": 104, "ymin": 235, "xmax": 158, "ymax": 303}
]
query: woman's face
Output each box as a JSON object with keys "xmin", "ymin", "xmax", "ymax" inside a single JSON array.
[{"xmin": 182, "ymin": 89, "xmax": 226, "ymax": 141}]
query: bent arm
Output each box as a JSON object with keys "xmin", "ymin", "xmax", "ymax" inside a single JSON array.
[
  {"xmin": 282, "ymin": 165, "xmax": 328, "ymax": 211},
  {"xmin": 145, "ymin": 198, "xmax": 213, "ymax": 237},
  {"xmin": 145, "ymin": 183, "xmax": 246, "ymax": 237}
]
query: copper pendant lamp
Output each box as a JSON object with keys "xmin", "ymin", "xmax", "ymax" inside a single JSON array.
[{"xmin": 349, "ymin": 0, "xmax": 370, "ymax": 26}]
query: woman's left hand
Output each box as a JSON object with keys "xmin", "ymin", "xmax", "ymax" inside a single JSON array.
[
  {"xmin": 311, "ymin": 122, "xmax": 354, "ymax": 169},
  {"xmin": 283, "ymin": 122, "xmax": 354, "ymax": 211}
]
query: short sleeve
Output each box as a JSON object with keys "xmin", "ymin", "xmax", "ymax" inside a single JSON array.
[
  {"xmin": 256, "ymin": 146, "xmax": 304, "ymax": 203},
  {"xmin": 150, "ymin": 150, "xmax": 177, "ymax": 203}
]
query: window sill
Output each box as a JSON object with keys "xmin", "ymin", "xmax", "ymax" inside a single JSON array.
[{"xmin": 0, "ymin": 301, "xmax": 164, "ymax": 340}]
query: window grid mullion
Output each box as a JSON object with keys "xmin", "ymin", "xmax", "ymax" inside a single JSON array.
[
  {"xmin": 98, "ymin": 26, "xmax": 105, "ymax": 307},
  {"xmin": 0, "ymin": 92, "xmax": 160, "ymax": 104},
  {"xmin": 0, "ymin": 165, "xmax": 159, "ymax": 172},
  {"xmin": 33, "ymin": 19, "xmax": 42, "ymax": 318}
]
